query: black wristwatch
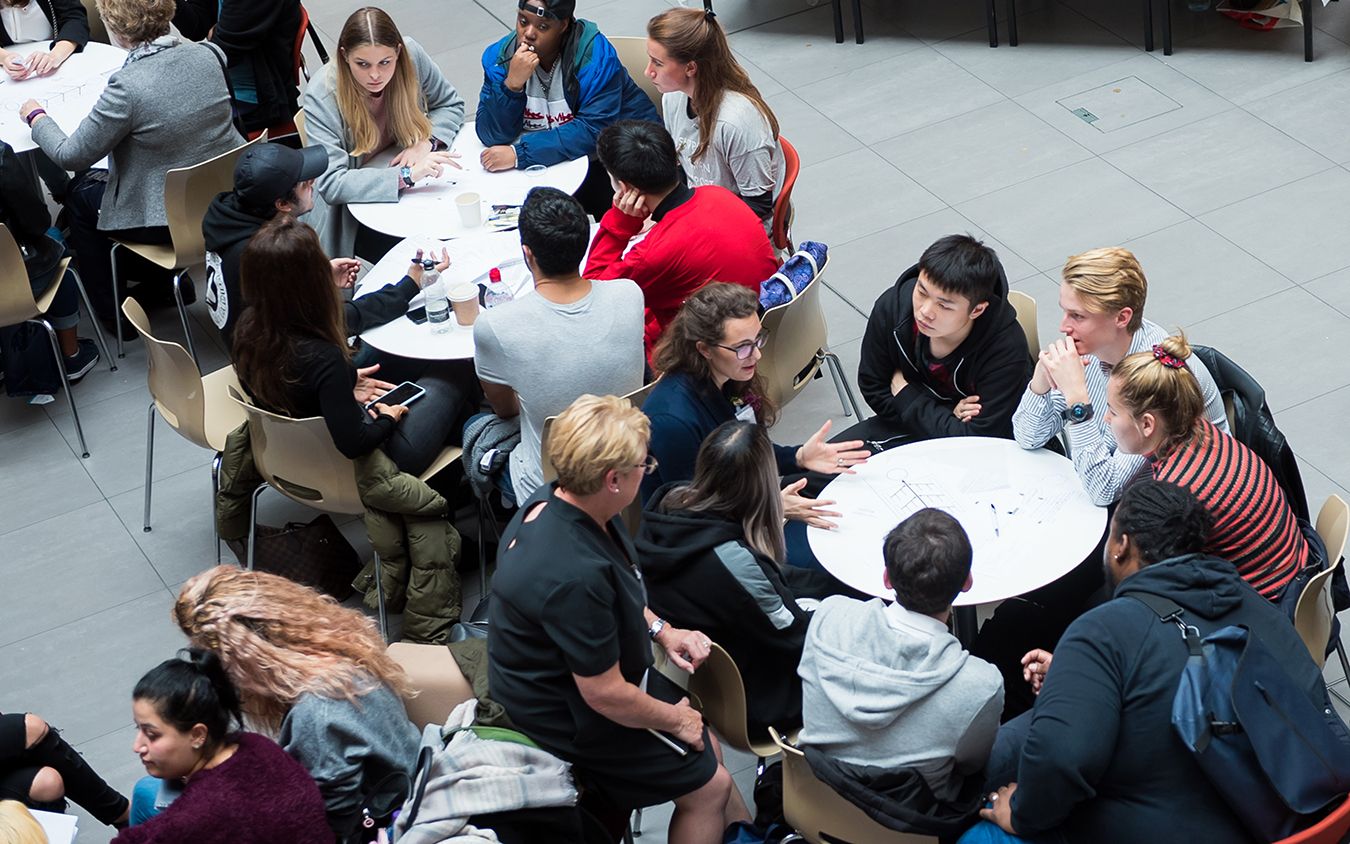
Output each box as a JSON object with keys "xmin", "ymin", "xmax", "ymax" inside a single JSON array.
[
  {"xmin": 1062, "ymin": 402, "xmax": 1095, "ymax": 424},
  {"xmin": 399, "ymin": 166, "xmax": 415, "ymax": 188},
  {"xmin": 648, "ymin": 617, "xmax": 667, "ymax": 641}
]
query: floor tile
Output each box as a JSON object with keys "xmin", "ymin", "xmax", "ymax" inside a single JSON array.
[
  {"xmin": 1199, "ymin": 168, "xmax": 1350, "ymax": 284},
  {"xmin": 818, "ymin": 284, "xmax": 869, "ymax": 346},
  {"xmin": 1103, "ymin": 107, "xmax": 1336, "ymax": 216},
  {"xmin": 0, "ymin": 589, "xmax": 182, "ymax": 746},
  {"xmin": 1244, "ymin": 68, "xmax": 1350, "ymax": 166},
  {"xmin": 933, "ymin": 4, "xmax": 1136, "ymax": 98},
  {"xmin": 1121, "ymin": 219, "xmax": 1295, "ymax": 327},
  {"xmin": 956, "ymin": 158, "xmax": 1188, "ymax": 271},
  {"xmin": 1059, "ymin": 0, "xmax": 1225, "ymax": 49},
  {"xmin": 790, "ymin": 148, "xmax": 946, "ymax": 247},
  {"xmin": 1299, "ymin": 458, "xmax": 1350, "ymax": 519},
  {"xmin": 1188, "ymin": 286, "xmax": 1350, "ymax": 413},
  {"xmin": 1015, "ymin": 53, "xmax": 1232, "ymax": 153},
  {"xmin": 859, "ymin": 0, "xmax": 1053, "ymax": 45},
  {"xmin": 874, "ymin": 99, "xmax": 1094, "ymax": 205},
  {"xmin": 689, "ymin": 0, "xmax": 832, "ymax": 35},
  {"xmin": 764, "ymin": 91, "xmax": 863, "ymax": 170},
  {"xmin": 1279, "ymin": 385, "xmax": 1350, "ymax": 497},
  {"xmin": 1305, "ymin": 266, "xmax": 1350, "ymax": 319},
  {"xmin": 0, "ymin": 394, "xmax": 49, "ymax": 437},
  {"xmin": 64, "ymin": 725, "xmax": 142, "ymax": 844},
  {"xmin": 430, "ymin": 42, "xmax": 496, "ymax": 117},
  {"xmin": 797, "ymin": 47, "xmax": 1005, "ymax": 145},
  {"xmin": 106, "ymin": 465, "xmax": 226, "ymax": 588},
  {"xmin": 0, "ymin": 418, "xmax": 103, "ymax": 535}
]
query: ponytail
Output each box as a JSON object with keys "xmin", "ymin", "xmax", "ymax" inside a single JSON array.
[
  {"xmin": 133, "ymin": 648, "xmax": 242, "ymax": 747},
  {"xmin": 1110, "ymin": 332, "xmax": 1205, "ymax": 459}
]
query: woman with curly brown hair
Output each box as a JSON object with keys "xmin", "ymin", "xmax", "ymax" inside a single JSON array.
[{"xmin": 172, "ymin": 566, "xmax": 420, "ymax": 840}]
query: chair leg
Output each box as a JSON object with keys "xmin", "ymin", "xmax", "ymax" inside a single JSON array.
[
  {"xmin": 246, "ymin": 484, "xmax": 266, "ymax": 570},
  {"xmin": 780, "ymin": 835, "xmax": 805, "ymax": 843},
  {"xmin": 823, "ymin": 350, "xmax": 864, "ymax": 419},
  {"xmin": 374, "ymin": 552, "xmax": 389, "ymax": 641},
  {"xmin": 622, "ymin": 826, "xmax": 635, "ymax": 844},
  {"xmin": 211, "ymin": 453, "xmax": 223, "ymax": 564},
  {"xmin": 632, "ymin": 808, "xmax": 643, "ymax": 836},
  {"xmin": 38, "ymin": 319, "xmax": 89, "ymax": 457},
  {"xmin": 1143, "ymin": 0, "xmax": 1155, "ymax": 51},
  {"xmin": 1007, "ymin": 0, "xmax": 1018, "ymax": 46},
  {"xmin": 109, "ymin": 242, "xmax": 124, "ymax": 358},
  {"xmin": 68, "ymin": 267, "xmax": 115, "ymax": 373},
  {"xmin": 1304, "ymin": 0, "xmax": 1314, "ymax": 62},
  {"xmin": 1162, "ymin": 0, "xmax": 1173, "ymax": 55},
  {"xmin": 987, "ymin": 0, "xmax": 999, "ymax": 46},
  {"xmin": 831, "ymin": 0, "xmax": 843, "ymax": 43},
  {"xmin": 143, "ymin": 402, "xmax": 156, "ymax": 532},
  {"xmin": 851, "ymin": 0, "xmax": 864, "ymax": 43},
  {"xmin": 172, "ymin": 270, "xmax": 199, "ymax": 370}
]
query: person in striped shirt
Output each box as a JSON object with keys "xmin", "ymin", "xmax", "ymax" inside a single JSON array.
[
  {"xmin": 1105, "ymin": 334, "xmax": 1308, "ymax": 601},
  {"xmin": 1012, "ymin": 247, "xmax": 1229, "ymax": 506}
]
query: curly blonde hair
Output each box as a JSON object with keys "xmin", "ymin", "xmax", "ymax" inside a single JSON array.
[
  {"xmin": 173, "ymin": 566, "xmax": 413, "ymax": 733},
  {"xmin": 95, "ymin": 0, "xmax": 174, "ymax": 45}
]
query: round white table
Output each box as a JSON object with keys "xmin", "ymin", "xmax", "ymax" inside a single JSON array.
[
  {"xmin": 808, "ymin": 437, "xmax": 1107, "ymax": 609},
  {"xmin": 352, "ymin": 232, "xmax": 534, "ymax": 360},
  {"xmin": 0, "ymin": 41, "xmax": 126, "ymax": 154},
  {"xmin": 347, "ymin": 121, "xmax": 590, "ymax": 240}
]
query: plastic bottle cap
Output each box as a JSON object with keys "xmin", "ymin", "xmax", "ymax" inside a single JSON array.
[{"xmin": 489, "ymin": 267, "xmax": 502, "ymax": 283}]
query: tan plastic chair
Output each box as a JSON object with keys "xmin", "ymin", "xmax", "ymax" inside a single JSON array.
[
  {"xmin": 110, "ymin": 132, "xmax": 267, "ymax": 363},
  {"xmin": 387, "ymin": 641, "xmax": 475, "ymax": 730},
  {"xmin": 1297, "ymin": 495, "xmax": 1350, "ymax": 701},
  {"xmin": 1007, "ymin": 289, "xmax": 1039, "ymax": 358},
  {"xmin": 294, "ymin": 108, "xmax": 308, "ymax": 147},
  {"xmin": 608, "ymin": 36, "xmax": 661, "ymax": 109},
  {"xmin": 771, "ymin": 728, "xmax": 936, "ymax": 844},
  {"xmin": 228, "ymin": 386, "xmax": 462, "ymax": 638},
  {"xmin": 121, "ymin": 298, "xmax": 245, "ymax": 560},
  {"xmin": 685, "ymin": 642, "xmax": 792, "ymax": 763},
  {"xmin": 758, "ymin": 256, "xmax": 863, "ymax": 419},
  {"xmin": 0, "ymin": 224, "xmax": 112, "ymax": 457}
]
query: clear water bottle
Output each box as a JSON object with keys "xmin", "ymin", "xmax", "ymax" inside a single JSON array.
[
  {"xmin": 483, "ymin": 266, "xmax": 515, "ymax": 309},
  {"xmin": 423, "ymin": 262, "xmax": 451, "ymax": 334}
]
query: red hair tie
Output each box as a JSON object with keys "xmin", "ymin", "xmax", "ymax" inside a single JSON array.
[{"xmin": 1152, "ymin": 344, "xmax": 1186, "ymax": 369}]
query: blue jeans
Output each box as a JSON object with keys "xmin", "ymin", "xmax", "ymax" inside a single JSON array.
[
  {"xmin": 129, "ymin": 775, "xmax": 181, "ymax": 825},
  {"xmin": 959, "ymin": 821, "xmax": 1040, "ymax": 843}
]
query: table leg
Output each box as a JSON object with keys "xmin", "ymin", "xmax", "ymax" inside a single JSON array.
[
  {"xmin": 1162, "ymin": 0, "xmax": 1173, "ymax": 55},
  {"xmin": 1305, "ymin": 0, "xmax": 1314, "ymax": 62},
  {"xmin": 832, "ymin": 0, "xmax": 844, "ymax": 43},
  {"xmin": 1143, "ymin": 0, "xmax": 1155, "ymax": 51},
  {"xmin": 852, "ymin": 0, "xmax": 864, "ymax": 44},
  {"xmin": 953, "ymin": 605, "xmax": 979, "ymax": 649},
  {"xmin": 987, "ymin": 0, "xmax": 1000, "ymax": 47},
  {"xmin": 1007, "ymin": 0, "xmax": 1019, "ymax": 46}
]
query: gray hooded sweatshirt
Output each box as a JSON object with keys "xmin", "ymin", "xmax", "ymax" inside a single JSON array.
[{"xmin": 797, "ymin": 595, "xmax": 1003, "ymax": 800}]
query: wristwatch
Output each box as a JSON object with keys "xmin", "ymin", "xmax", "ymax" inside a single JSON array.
[
  {"xmin": 399, "ymin": 166, "xmax": 415, "ymax": 188},
  {"xmin": 1062, "ymin": 402, "xmax": 1095, "ymax": 424},
  {"xmin": 647, "ymin": 617, "xmax": 667, "ymax": 641}
]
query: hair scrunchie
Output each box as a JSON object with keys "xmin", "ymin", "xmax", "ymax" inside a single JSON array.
[
  {"xmin": 703, "ymin": 0, "xmax": 716, "ymax": 19},
  {"xmin": 1152, "ymin": 344, "xmax": 1187, "ymax": 369}
]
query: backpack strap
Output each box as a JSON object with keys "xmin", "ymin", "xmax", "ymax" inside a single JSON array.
[{"xmin": 1126, "ymin": 592, "xmax": 1204, "ymax": 656}]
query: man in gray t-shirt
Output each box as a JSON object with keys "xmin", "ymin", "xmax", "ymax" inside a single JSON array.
[{"xmin": 473, "ymin": 187, "xmax": 645, "ymax": 502}]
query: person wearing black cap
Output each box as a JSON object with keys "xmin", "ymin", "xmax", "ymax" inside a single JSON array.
[{"xmin": 477, "ymin": 0, "xmax": 660, "ymax": 217}]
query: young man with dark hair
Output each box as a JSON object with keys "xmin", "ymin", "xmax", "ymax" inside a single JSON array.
[
  {"xmin": 473, "ymin": 186, "xmax": 645, "ymax": 504},
  {"xmin": 798, "ymin": 508, "xmax": 1003, "ymax": 800},
  {"xmin": 853, "ymin": 234, "xmax": 1033, "ymax": 447},
  {"xmin": 584, "ymin": 119, "xmax": 778, "ymax": 356}
]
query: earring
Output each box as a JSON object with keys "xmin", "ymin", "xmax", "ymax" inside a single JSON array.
[{"xmin": 193, "ymin": 742, "xmax": 203, "ymax": 750}]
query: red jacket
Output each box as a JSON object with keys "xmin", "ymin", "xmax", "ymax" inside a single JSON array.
[{"xmin": 585, "ymin": 185, "xmax": 779, "ymax": 354}]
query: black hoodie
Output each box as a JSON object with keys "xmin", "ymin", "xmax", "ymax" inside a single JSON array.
[
  {"xmin": 636, "ymin": 484, "xmax": 809, "ymax": 737},
  {"xmin": 1009, "ymin": 554, "xmax": 1327, "ymax": 844},
  {"xmin": 857, "ymin": 262, "xmax": 1032, "ymax": 439}
]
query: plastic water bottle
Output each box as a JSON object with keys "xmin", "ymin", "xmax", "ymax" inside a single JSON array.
[
  {"xmin": 423, "ymin": 263, "xmax": 451, "ymax": 334},
  {"xmin": 483, "ymin": 267, "xmax": 515, "ymax": 309}
]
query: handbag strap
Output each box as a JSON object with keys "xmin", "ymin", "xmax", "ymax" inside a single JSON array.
[
  {"xmin": 205, "ymin": 43, "xmax": 248, "ymax": 137},
  {"xmin": 398, "ymin": 745, "xmax": 435, "ymax": 831}
]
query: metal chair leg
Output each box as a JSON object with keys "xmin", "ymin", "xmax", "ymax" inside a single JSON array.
[
  {"xmin": 1007, "ymin": 0, "xmax": 1018, "ymax": 46},
  {"xmin": 39, "ymin": 319, "xmax": 89, "ymax": 457},
  {"xmin": 143, "ymin": 402, "xmax": 156, "ymax": 531},
  {"xmin": 632, "ymin": 808, "xmax": 643, "ymax": 836},
  {"xmin": 211, "ymin": 453, "xmax": 223, "ymax": 563},
  {"xmin": 1304, "ymin": 0, "xmax": 1314, "ymax": 62},
  {"xmin": 986, "ymin": 0, "xmax": 999, "ymax": 46},
  {"xmin": 823, "ymin": 350, "xmax": 864, "ymax": 419},
  {"xmin": 246, "ymin": 484, "xmax": 266, "ymax": 570},
  {"xmin": 1162, "ymin": 0, "xmax": 1173, "ymax": 55},
  {"xmin": 374, "ymin": 552, "xmax": 389, "ymax": 641},
  {"xmin": 172, "ymin": 270, "xmax": 199, "ymax": 370},
  {"xmin": 851, "ymin": 0, "xmax": 864, "ymax": 43},
  {"xmin": 831, "ymin": 0, "xmax": 843, "ymax": 42},
  {"xmin": 110, "ymin": 242, "xmax": 125, "ymax": 358},
  {"xmin": 68, "ymin": 267, "xmax": 115, "ymax": 372},
  {"xmin": 1143, "ymin": 0, "xmax": 1155, "ymax": 51}
]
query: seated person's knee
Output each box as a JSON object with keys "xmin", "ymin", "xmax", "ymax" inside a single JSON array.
[
  {"xmin": 676, "ymin": 764, "xmax": 733, "ymax": 809},
  {"xmin": 23, "ymin": 713, "xmax": 49, "ymax": 749},
  {"xmin": 29, "ymin": 766, "xmax": 64, "ymax": 803}
]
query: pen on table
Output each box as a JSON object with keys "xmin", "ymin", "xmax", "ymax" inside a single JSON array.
[
  {"xmin": 647, "ymin": 729, "xmax": 688, "ymax": 756},
  {"xmin": 989, "ymin": 503, "xmax": 1001, "ymax": 538}
]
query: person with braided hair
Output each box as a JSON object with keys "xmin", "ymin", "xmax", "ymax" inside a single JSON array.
[
  {"xmin": 1106, "ymin": 333, "xmax": 1309, "ymax": 602},
  {"xmin": 966, "ymin": 479, "xmax": 1329, "ymax": 844},
  {"xmin": 171, "ymin": 567, "xmax": 420, "ymax": 840}
]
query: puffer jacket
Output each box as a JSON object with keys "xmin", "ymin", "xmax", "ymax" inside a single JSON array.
[{"xmin": 216, "ymin": 424, "xmax": 461, "ymax": 644}]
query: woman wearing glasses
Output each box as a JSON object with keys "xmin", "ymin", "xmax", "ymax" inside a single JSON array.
[{"xmin": 643, "ymin": 282, "xmax": 868, "ymax": 527}]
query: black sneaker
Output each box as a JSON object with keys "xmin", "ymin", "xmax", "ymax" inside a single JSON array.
[{"xmin": 64, "ymin": 338, "xmax": 99, "ymax": 383}]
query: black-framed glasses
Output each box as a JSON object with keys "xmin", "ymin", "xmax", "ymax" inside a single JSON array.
[
  {"xmin": 634, "ymin": 455, "xmax": 659, "ymax": 475},
  {"xmin": 713, "ymin": 333, "xmax": 767, "ymax": 361}
]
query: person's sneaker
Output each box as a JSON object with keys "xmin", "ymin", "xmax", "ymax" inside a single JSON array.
[{"xmin": 63, "ymin": 338, "xmax": 99, "ymax": 383}]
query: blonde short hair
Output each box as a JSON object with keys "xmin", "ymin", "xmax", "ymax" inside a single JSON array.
[
  {"xmin": 548, "ymin": 395, "xmax": 650, "ymax": 496},
  {"xmin": 0, "ymin": 801, "xmax": 48, "ymax": 844},
  {"xmin": 1061, "ymin": 247, "xmax": 1148, "ymax": 333},
  {"xmin": 96, "ymin": 0, "xmax": 174, "ymax": 45}
]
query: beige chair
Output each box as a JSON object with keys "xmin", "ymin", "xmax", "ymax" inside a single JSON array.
[
  {"xmin": 387, "ymin": 641, "xmax": 475, "ymax": 729},
  {"xmin": 228, "ymin": 386, "xmax": 462, "ymax": 639},
  {"xmin": 685, "ymin": 642, "xmax": 796, "ymax": 765},
  {"xmin": 121, "ymin": 298, "xmax": 246, "ymax": 560},
  {"xmin": 608, "ymin": 36, "xmax": 661, "ymax": 109},
  {"xmin": 1298, "ymin": 495, "xmax": 1350, "ymax": 704},
  {"xmin": 1007, "ymin": 289, "xmax": 1039, "ymax": 358},
  {"xmin": 110, "ymin": 132, "xmax": 267, "ymax": 363},
  {"xmin": 80, "ymin": 0, "xmax": 108, "ymax": 43},
  {"xmin": 771, "ymin": 728, "xmax": 936, "ymax": 844},
  {"xmin": 0, "ymin": 224, "xmax": 112, "ymax": 457},
  {"xmin": 758, "ymin": 256, "xmax": 864, "ymax": 419},
  {"xmin": 294, "ymin": 108, "xmax": 308, "ymax": 147}
]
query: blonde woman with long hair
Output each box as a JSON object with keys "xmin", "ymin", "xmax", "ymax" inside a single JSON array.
[
  {"xmin": 172, "ymin": 566, "xmax": 420, "ymax": 840},
  {"xmin": 0, "ymin": 800, "xmax": 50, "ymax": 844},
  {"xmin": 302, "ymin": 5, "xmax": 464, "ymax": 260}
]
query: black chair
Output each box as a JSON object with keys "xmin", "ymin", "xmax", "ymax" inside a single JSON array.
[{"xmin": 835, "ymin": 0, "xmax": 1004, "ymax": 47}]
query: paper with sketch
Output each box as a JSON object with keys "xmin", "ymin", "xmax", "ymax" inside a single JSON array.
[{"xmin": 31, "ymin": 809, "xmax": 78, "ymax": 844}]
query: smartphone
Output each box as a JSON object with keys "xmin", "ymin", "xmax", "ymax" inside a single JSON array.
[
  {"xmin": 365, "ymin": 381, "xmax": 426, "ymax": 411},
  {"xmin": 406, "ymin": 306, "xmax": 428, "ymax": 324}
]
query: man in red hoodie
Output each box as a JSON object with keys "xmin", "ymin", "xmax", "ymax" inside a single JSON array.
[{"xmin": 584, "ymin": 119, "xmax": 779, "ymax": 355}]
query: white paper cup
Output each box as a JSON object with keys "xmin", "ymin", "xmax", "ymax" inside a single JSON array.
[
  {"xmin": 456, "ymin": 192, "xmax": 482, "ymax": 227},
  {"xmin": 448, "ymin": 283, "xmax": 479, "ymax": 326}
]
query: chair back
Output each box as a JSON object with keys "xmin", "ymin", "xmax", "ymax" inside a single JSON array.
[
  {"xmin": 0, "ymin": 225, "xmax": 41, "ymax": 325},
  {"xmin": 121, "ymin": 298, "xmax": 221, "ymax": 448},
  {"xmin": 387, "ymin": 642, "xmax": 475, "ymax": 730},
  {"xmin": 772, "ymin": 136, "xmax": 800, "ymax": 252},
  {"xmin": 1317, "ymin": 494, "xmax": 1349, "ymax": 566},
  {"xmin": 227, "ymin": 386, "xmax": 365, "ymax": 515},
  {"xmin": 769, "ymin": 728, "xmax": 936, "ymax": 844},
  {"xmin": 687, "ymin": 642, "xmax": 756, "ymax": 753},
  {"xmin": 1007, "ymin": 289, "xmax": 1039, "ymax": 357},
  {"xmin": 1273, "ymin": 793, "xmax": 1350, "ymax": 843},
  {"xmin": 1293, "ymin": 560, "xmax": 1340, "ymax": 669},
  {"xmin": 608, "ymin": 36, "xmax": 660, "ymax": 108},
  {"xmin": 758, "ymin": 255, "xmax": 831, "ymax": 412},
  {"xmin": 163, "ymin": 134, "xmax": 266, "ymax": 269},
  {"xmin": 295, "ymin": 108, "xmax": 308, "ymax": 146},
  {"xmin": 81, "ymin": 0, "xmax": 108, "ymax": 42}
]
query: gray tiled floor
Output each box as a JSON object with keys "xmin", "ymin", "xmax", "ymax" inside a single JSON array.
[{"xmin": 4, "ymin": 0, "xmax": 1350, "ymax": 840}]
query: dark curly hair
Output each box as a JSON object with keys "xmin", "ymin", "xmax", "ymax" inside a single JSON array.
[{"xmin": 1113, "ymin": 479, "xmax": 1213, "ymax": 566}]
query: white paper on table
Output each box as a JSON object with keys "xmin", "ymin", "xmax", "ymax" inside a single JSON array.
[
  {"xmin": 0, "ymin": 42, "xmax": 124, "ymax": 154},
  {"xmin": 30, "ymin": 809, "xmax": 78, "ymax": 843}
]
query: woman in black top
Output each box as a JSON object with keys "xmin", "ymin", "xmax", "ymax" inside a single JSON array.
[
  {"xmin": 231, "ymin": 215, "xmax": 465, "ymax": 475},
  {"xmin": 0, "ymin": 0, "xmax": 89, "ymax": 78},
  {"xmin": 488, "ymin": 394, "xmax": 751, "ymax": 843}
]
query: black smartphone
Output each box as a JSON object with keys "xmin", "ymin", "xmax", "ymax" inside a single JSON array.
[
  {"xmin": 364, "ymin": 381, "xmax": 426, "ymax": 411},
  {"xmin": 407, "ymin": 306, "xmax": 428, "ymax": 324}
]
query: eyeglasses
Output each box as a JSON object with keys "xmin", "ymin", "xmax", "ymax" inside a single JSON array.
[
  {"xmin": 634, "ymin": 455, "xmax": 659, "ymax": 475},
  {"xmin": 713, "ymin": 333, "xmax": 767, "ymax": 361}
]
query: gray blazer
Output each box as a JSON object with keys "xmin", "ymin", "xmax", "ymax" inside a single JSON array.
[
  {"xmin": 302, "ymin": 37, "xmax": 465, "ymax": 259},
  {"xmin": 32, "ymin": 40, "xmax": 243, "ymax": 232}
]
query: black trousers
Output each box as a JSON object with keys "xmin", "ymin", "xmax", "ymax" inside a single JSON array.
[
  {"xmin": 66, "ymin": 171, "xmax": 172, "ymax": 324},
  {"xmin": 0, "ymin": 713, "xmax": 127, "ymax": 825}
]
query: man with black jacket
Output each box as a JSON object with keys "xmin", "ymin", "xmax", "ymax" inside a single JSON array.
[{"xmin": 852, "ymin": 234, "xmax": 1032, "ymax": 449}]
